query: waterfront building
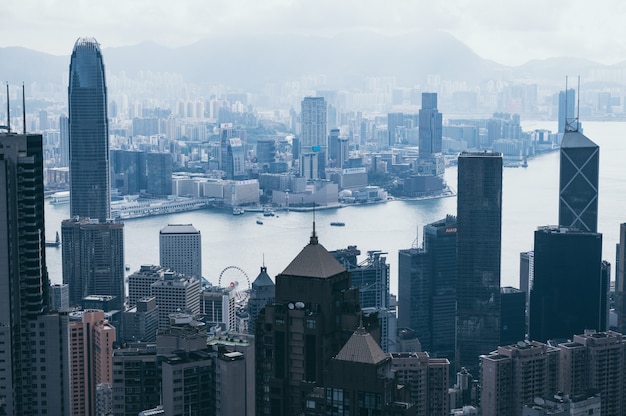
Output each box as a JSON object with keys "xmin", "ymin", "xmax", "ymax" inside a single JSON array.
[
  {"xmin": 110, "ymin": 149, "xmax": 147, "ymax": 195},
  {"xmin": 62, "ymin": 217, "xmax": 125, "ymax": 308},
  {"xmin": 255, "ymin": 227, "xmax": 362, "ymax": 416},
  {"xmin": 617, "ymin": 223, "xmax": 626, "ymax": 333},
  {"xmin": 300, "ymin": 96, "xmax": 327, "ymax": 179},
  {"xmin": 328, "ymin": 128, "xmax": 349, "ymax": 168},
  {"xmin": 68, "ymin": 37, "xmax": 111, "ymax": 221},
  {"xmin": 159, "ymin": 224, "xmax": 202, "ymax": 279},
  {"xmin": 0, "ymin": 131, "xmax": 71, "ymax": 415},
  {"xmin": 558, "ymin": 129, "xmax": 599, "ymax": 232},
  {"xmin": 529, "ymin": 226, "xmax": 605, "ymax": 342},
  {"xmin": 455, "ymin": 151, "xmax": 502, "ymax": 374},
  {"xmin": 69, "ymin": 309, "xmax": 117, "ymax": 416},
  {"xmin": 145, "ymin": 152, "xmax": 172, "ymax": 196},
  {"xmin": 418, "ymin": 93, "xmax": 442, "ymax": 158},
  {"xmin": 480, "ymin": 341, "xmax": 560, "ymax": 416},
  {"xmin": 391, "ymin": 352, "xmax": 450, "ymax": 416}
]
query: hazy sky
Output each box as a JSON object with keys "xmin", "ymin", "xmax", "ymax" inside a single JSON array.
[{"xmin": 2, "ymin": 0, "xmax": 624, "ymax": 66}]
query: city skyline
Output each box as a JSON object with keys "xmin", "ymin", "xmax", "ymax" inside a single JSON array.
[{"xmin": 2, "ymin": 1, "xmax": 625, "ymax": 66}]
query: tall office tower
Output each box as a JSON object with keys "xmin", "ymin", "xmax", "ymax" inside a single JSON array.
[
  {"xmin": 300, "ymin": 96, "xmax": 327, "ymax": 179},
  {"xmin": 617, "ymin": 223, "xmax": 626, "ymax": 333},
  {"xmin": 256, "ymin": 138, "xmax": 276, "ymax": 170},
  {"xmin": 247, "ymin": 265, "xmax": 275, "ymax": 335},
  {"xmin": 59, "ymin": 115, "xmax": 69, "ymax": 166},
  {"xmin": 559, "ymin": 331, "xmax": 626, "ymax": 416},
  {"xmin": 62, "ymin": 217, "xmax": 125, "ymax": 307},
  {"xmin": 328, "ymin": 128, "xmax": 349, "ymax": 168},
  {"xmin": 558, "ymin": 129, "xmax": 599, "ymax": 232},
  {"xmin": 456, "ymin": 151, "xmax": 502, "ymax": 374},
  {"xmin": 0, "ymin": 132, "xmax": 70, "ymax": 415},
  {"xmin": 159, "ymin": 224, "xmax": 202, "ymax": 279},
  {"xmin": 529, "ymin": 226, "xmax": 605, "ymax": 342},
  {"xmin": 519, "ymin": 250, "xmax": 534, "ymax": 320},
  {"xmin": 303, "ymin": 327, "xmax": 415, "ymax": 416},
  {"xmin": 387, "ymin": 112, "xmax": 405, "ymax": 147},
  {"xmin": 225, "ymin": 137, "xmax": 246, "ymax": 179},
  {"xmin": 68, "ymin": 37, "xmax": 111, "ymax": 221},
  {"xmin": 127, "ymin": 265, "xmax": 173, "ymax": 307},
  {"xmin": 68, "ymin": 309, "xmax": 117, "ymax": 416},
  {"xmin": 145, "ymin": 152, "xmax": 172, "ymax": 195},
  {"xmin": 398, "ymin": 216, "xmax": 457, "ymax": 359},
  {"xmin": 557, "ymin": 88, "xmax": 576, "ymax": 134},
  {"xmin": 419, "ymin": 93, "xmax": 442, "ymax": 158},
  {"xmin": 500, "ymin": 287, "xmax": 526, "ymax": 345},
  {"xmin": 110, "ymin": 149, "xmax": 147, "ymax": 195},
  {"xmin": 480, "ymin": 341, "xmax": 560, "ymax": 416},
  {"xmin": 151, "ymin": 273, "xmax": 201, "ymax": 331},
  {"xmin": 391, "ymin": 352, "xmax": 450, "ymax": 415},
  {"xmin": 331, "ymin": 247, "xmax": 395, "ymax": 352},
  {"xmin": 50, "ymin": 282, "xmax": 70, "ymax": 311},
  {"xmin": 255, "ymin": 228, "xmax": 362, "ymax": 416}
]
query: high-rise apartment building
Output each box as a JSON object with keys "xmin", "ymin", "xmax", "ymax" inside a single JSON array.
[
  {"xmin": 480, "ymin": 342, "xmax": 560, "ymax": 416},
  {"xmin": 255, "ymin": 228, "xmax": 362, "ymax": 416},
  {"xmin": 68, "ymin": 309, "xmax": 117, "ymax": 416},
  {"xmin": 419, "ymin": 93, "xmax": 443, "ymax": 158},
  {"xmin": 558, "ymin": 129, "xmax": 599, "ymax": 232},
  {"xmin": 68, "ymin": 37, "xmax": 111, "ymax": 221},
  {"xmin": 456, "ymin": 151, "xmax": 502, "ymax": 374},
  {"xmin": 0, "ymin": 131, "xmax": 71, "ymax": 415},
  {"xmin": 159, "ymin": 224, "xmax": 202, "ymax": 279},
  {"xmin": 529, "ymin": 226, "xmax": 605, "ymax": 342}
]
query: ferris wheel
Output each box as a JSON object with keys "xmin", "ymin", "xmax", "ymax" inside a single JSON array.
[{"xmin": 218, "ymin": 265, "xmax": 251, "ymax": 291}]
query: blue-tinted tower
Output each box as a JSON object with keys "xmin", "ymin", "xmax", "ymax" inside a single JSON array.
[{"xmin": 68, "ymin": 37, "xmax": 110, "ymax": 221}]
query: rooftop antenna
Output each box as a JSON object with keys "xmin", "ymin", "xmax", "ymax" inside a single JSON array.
[
  {"xmin": 576, "ymin": 75, "xmax": 581, "ymax": 131},
  {"xmin": 5, "ymin": 83, "xmax": 10, "ymax": 133},
  {"xmin": 310, "ymin": 206, "xmax": 318, "ymax": 245},
  {"xmin": 22, "ymin": 82, "xmax": 26, "ymax": 134}
]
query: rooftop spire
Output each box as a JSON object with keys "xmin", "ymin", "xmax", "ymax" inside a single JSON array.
[{"xmin": 310, "ymin": 206, "xmax": 318, "ymax": 245}]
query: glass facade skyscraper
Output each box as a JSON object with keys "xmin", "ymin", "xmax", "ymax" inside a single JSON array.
[
  {"xmin": 455, "ymin": 151, "xmax": 502, "ymax": 374},
  {"xmin": 68, "ymin": 37, "xmax": 110, "ymax": 221},
  {"xmin": 558, "ymin": 130, "xmax": 599, "ymax": 233}
]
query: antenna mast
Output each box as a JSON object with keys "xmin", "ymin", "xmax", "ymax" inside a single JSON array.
[
  {"xmin": 5, "ymin": 83, "xmax": 10, "ymax": 133},
  {"xmin": 22, "ymin": 82, "xmax": 26, "ymax": 134}
]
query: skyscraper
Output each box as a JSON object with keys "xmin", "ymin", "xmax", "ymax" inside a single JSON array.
[
  {"xmin": 0, "ymin": 131, "xmax": 71, "ymax": 415},
  {"xmin": 456, "ymin": 151, "xmax": 502, "ymax": 374},
  {"xmin": 398, "ymin": 216, "xmax": 457, "ymax": 359},
  {"xmin": 300, "ymin": 96, "xmax": 327, "ymax": 179},
  {"xmin": 64, "ymin": 38, "xmax": 125, "ymax": 309},
  {"xmin": 557, "ymin": 88, "xmax": 576, "ymax": 134},
  {"xmin": 418, "ymin": 93, "xmax": 442, "ymax": 158},
  {"xmin": 529, "ymin": 226, "xmax": 605, "ymax": 342},
  {"xmin": 558, "ymin": 129, "xmax": 599, "ymax": 233},
  {"xmin": 255, "ymin": 227, "xmax": 362, "ymax": 416},
  {"xmin": 68, "ymin": 37, "xmax": 110, "ymax": 221},
  {"xmin": 617, "ymin": 223, "xmax": 626, "ymax": 334},
  {"xmin": 159, "ymin": 224, "xmax": 202, "ymax": 279}
]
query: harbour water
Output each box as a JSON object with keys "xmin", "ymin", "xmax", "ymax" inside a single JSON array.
[{"xmin": 44, "ymin": 121, "xmax": 626, "ymax": 295}]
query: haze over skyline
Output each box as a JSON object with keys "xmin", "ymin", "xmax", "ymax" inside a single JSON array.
[{"xmin": 2, "ymin": 0, "xmax": 625, "ymax": 66}]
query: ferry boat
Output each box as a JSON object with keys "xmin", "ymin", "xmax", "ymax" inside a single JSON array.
[
  {"xmin": 50, "ymin": 191, "xmax": 70, "ymax": 205},
  {"xmin": 330, "ymin": 222, "xmax": 345, "ymax": 227},
  {"xmin": 232, "ymin": 207, "xmax": 244, "ymax": 215},
  {"xmin": 263, "ymin": 208, "xmax": 275, "ymax": 217},
  {"xmin": 256, "ymin": 219, "xmax": 264, "ymax": 225}
]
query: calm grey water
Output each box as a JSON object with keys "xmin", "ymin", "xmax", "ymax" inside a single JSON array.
[{"xmin": 44, "ymin": 121, "xmax": 626, "ymax": 295}]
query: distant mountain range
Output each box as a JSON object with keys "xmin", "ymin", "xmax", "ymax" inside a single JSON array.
[{"xmin": 1, "ymin": 31, "xmax": 624, "ymax": 91}]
